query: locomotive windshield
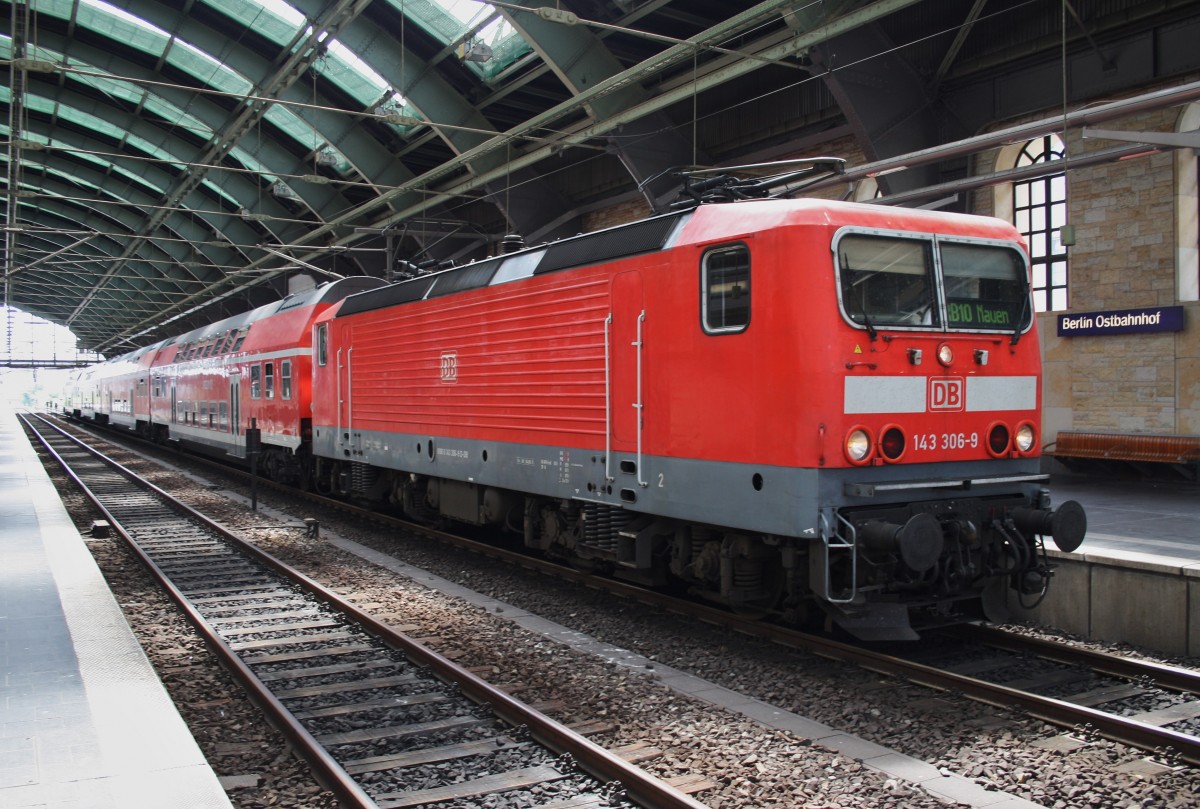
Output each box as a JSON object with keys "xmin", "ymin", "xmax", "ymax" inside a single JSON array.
[
  {"xmin": 940, "ymin": 242, "xmax": 1027, "ymax": 330},
  {"xmin": 836, "ymin": 232, "xmax": 1029, "ymax": 333}
]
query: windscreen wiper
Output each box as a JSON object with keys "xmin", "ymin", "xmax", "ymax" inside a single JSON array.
[
  {"xmin": 1010, "ymin": 292, "xmax": 1032, "ymax": 345},
  {"xmin": 859, "ymin": 304, "xmax": 878, "ymax": 341}
]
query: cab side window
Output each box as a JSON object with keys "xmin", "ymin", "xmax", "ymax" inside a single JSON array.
[
  {"xmin": 702, "ymin": 243, "xmax": 751, "ymax": 334},
  {"xmin": 316, "ymin": 324, "xmax": 328, "ymax": 366}
]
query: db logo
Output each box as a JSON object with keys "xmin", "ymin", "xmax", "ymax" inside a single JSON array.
[
  {"xmin": 929, "ymin": 377, "xmax": 964, "ymax": 411},
  {"xmin": 440, "ymin": 352, "xmax": 458, "ymax": 383}
]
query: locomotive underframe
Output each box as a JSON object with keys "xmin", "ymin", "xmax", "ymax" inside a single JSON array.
[
  {"xmin": 310, "ymin": 425, "xmax": 1079, "ymax": 639},
  {"xmin": 70, "ymin": 410, "xmax": 1080, "ymax": 640}
]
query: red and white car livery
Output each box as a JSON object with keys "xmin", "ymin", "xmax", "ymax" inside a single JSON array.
[
  {"xmin": 70, "ymin": 199, "xmax": 1085, "ymax": 638},
  {"xmin": 67, "ymin": 277, "xmax": 385, "ymax": 483},
  {"xmin": 306, "ymin": 199, "xmax": 1085, "ymax": 638}
]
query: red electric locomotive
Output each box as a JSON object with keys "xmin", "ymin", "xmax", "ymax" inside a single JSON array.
[
  {"xmin": 66, "ymin": 276, "xmax": 386, "ymax": 483},
  {"xmin": 309, "ymin": 198, "xmax": 1086, "ymax": 639}
]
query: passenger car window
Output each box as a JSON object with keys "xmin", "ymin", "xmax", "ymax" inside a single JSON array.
[{"xmin": 702, "ymin": 243, "xmax": 750, "ymax": 333}]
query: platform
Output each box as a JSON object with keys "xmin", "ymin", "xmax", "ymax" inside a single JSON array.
[
  {"xmin": 0, "ymin": 407, "xmax": 232, "ymax": 808},
  {"xmin": 1011, "ymin": 474, "xmax": 1200, "ymax": 657}
]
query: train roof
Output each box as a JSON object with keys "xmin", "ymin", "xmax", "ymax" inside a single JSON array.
[
  {"xmin": 337, "ymin": 209, "xmax": 693, "ymax": 318},
  {"xmin": 335, "ymin": 199, "xmax": 1022, "ymax": 320},
  {"xmin": 173, "ymin": 276, "xmax": 388, "ymax": 344}
]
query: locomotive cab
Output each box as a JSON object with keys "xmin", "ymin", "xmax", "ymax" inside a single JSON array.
[{"xmin": 808, "ymin": 220, "xmax": 1086, "ymax": 639}]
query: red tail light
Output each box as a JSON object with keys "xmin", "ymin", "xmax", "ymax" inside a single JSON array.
[
  {"xmin": 987, "ymin": 422, "xmax": 1011, "ymax": 457},
  {"xmin": 880, "ymin": 425, "xmax": 906, "ymax": 462}
]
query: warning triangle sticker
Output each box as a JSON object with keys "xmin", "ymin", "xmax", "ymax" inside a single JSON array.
[{"xmin": 853, "ymin": 345, "xmax": 863, "ymax": 354}]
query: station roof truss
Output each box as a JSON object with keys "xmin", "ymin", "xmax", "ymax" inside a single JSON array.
[{"xmin": 1, "ymin": 0, "xmax": 1197, "ymax": 355}]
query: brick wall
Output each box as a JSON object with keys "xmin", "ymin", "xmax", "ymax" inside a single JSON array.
[
  {"xmin": 1029, "ymin": 103, "xmax": 1200, "ymax": 437},
  {"xmin": 582, "ymin": 197, "xmax": 652, "ymax": 232}
]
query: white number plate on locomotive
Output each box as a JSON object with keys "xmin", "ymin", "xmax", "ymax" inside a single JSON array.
[{"xmin": 913, "ymin": 432, "xmax": 980, "ymax": 451}]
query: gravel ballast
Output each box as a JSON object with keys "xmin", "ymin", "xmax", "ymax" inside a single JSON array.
[{"xmin": 37, "ymin": 432, "xmax": 1200, "ymax": 808}]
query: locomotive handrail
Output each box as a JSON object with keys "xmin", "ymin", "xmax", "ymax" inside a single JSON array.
[
  {"xmin": 603, "ymin": 313, "xmax": 613, "ymax": 483},
  {"xmin": 335, "ymin": 347, "xmax": 343, "ymax": 446},
  {"xmin": 346, "ymin": 347, "xmax": 354, "ymax": 448},
  {"xmin": 636, "ymin": 310, "xmax": 648, "ymax": 488},
  {"xmin": 817, "ymin": 510, "xmax": 858, "ymax": 604}
]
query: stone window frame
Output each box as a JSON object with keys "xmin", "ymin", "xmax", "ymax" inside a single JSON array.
[{"xmin": 989, "ymin": 134, "xmax": 1069, "ymax": 313}]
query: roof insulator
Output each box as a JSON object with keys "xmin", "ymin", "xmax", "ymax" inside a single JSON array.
[
  {"xmin": 12, "ymin": 139, "xmax": 45, "ymax": 151},
  {"xmin": 536, "ymin": 7, "xmax": 578, "ymax": 24},
  {"xmin": 383, "ymin": 113, "xmax": 421, "ymax": 127},
  {"xmin": 12, "ymin": 58, "xmax": 58, "ymax": 73},
  {"xmin": 300, "ymin": 174, "xmax": 331, "ymax": 185}
]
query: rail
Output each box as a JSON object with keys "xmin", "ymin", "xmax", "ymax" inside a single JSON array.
[
  {"xmin": 25, "ymin": 413, "xmax": 712, "ymax": 809},
  {"xmin": 55, "ymin": 412, "xmax": 1200, "ymax": 771}
]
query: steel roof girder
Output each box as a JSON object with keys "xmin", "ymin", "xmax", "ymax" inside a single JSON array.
[
  {"xmin": 117, "ymin": 0, "xmax": 374, "ymax": 219},
  {"xmin": 809, "ymin": 23, "xmax": 950, "ymax": 193},
  {"xmin": 1, "ymin": 202, "xmax": 186, "ymax": 316},
  {"xmin": 305, "ymin": 0, "xmax": 923, "ymax": 248},
  {"xmin": 7, "ymin": 56, "xmax": 305, "ymax": 224},
  {"xmin": 8, "ymin": 234, "xmax": 122, "ymax": 282},
  {"xmin": 322, "ymin": 24, "xmax": 494, "ymax": 179},
  {"xmin": 4, "ymin": 191, "xmax": 221, "ymax": 326},
  {"xmin": 498, "ymin": 5, "xmax": 695, "ymax": 210},
  {"xmin": 329, "ymin": 10, "xmax": 587, "ymax": 234},
  {"xmin": 27, "ymin": 0, "xmax": 369, "ymax": 315},
  {"xmin": 4, "ymin": 185, "xmax": 176, "ymax": 265},
  {"xmin": 9, "ymin": 123, "xmax": 250, "ymax": 255},
  {"xmin": 501, "ymin": 3, "xmax": 642, "ymax": 123},
  {"xmin": 10, "ymin": 31, "xmax": 256, "ymax": 158},
  {"xmin": 7, "ymin": 112, "xmax": 269, "ymax": 257}
]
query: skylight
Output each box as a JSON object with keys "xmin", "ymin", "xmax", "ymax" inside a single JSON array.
[
  {"xmin": 28, "ymin": 0, "xmax": 351, "ymax": 170},
  {"xmin": 384, "ymin": 0, "xmax": 531, "ymax": 80},
  {"xmin": 2, "ymin": 36, "xmax": 275, "ymax": 211}
]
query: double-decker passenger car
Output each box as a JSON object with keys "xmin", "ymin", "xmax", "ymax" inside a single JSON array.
[
  {"xmin": 67, "ymin": 276, "xmax": 385, "ymax": 484},
  {"xmin": 307, "ymin": 198, "xmax": 1086, "ymax": 639}
]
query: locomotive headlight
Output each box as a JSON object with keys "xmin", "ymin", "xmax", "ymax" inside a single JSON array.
[
  {"xmin": 1015, "ymin": 422, "xmax": 1036, "ymax": 453},
  {"xmin": 845, "ymin": 428, "xmax": 872, "ymax": 465},
  {"xmin": 937, "ymin": 343, "xmax": 954, "ymax": 366}
]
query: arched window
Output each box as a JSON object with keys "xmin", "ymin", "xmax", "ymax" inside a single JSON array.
[{"xmin": 1013, "ymin": 134, "xmax": 1068, "ymax": 311}]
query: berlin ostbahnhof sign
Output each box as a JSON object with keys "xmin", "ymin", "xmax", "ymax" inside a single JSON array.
[{"xmin": 1057, "ymin": 305, "xmax": 1185, "ymax": 337}]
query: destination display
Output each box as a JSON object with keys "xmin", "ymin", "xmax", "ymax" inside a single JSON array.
[{"xmin": 1057, "ymin": 305, "xmax": 1185, "ymax": 337}]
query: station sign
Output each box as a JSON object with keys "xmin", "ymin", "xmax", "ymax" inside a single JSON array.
[{"xmin": 1056, "ymin": 305, "xmax": 1185, "ymax": 337}]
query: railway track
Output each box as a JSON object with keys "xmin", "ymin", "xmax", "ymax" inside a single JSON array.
[
  {"xmin": 46, "ymin": 413, "xmax": 1200, "ymax": 772},
  {"xmin": 22, "ymin": 413, "xmax": 710, "ymax": 809},
  {"xmin": 914, "ymin": 624, "xmax": 1200, "ymax": 767}
]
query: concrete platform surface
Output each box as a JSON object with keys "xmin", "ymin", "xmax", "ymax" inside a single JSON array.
[
  {"xmin": 1048, "ymin": 475, "xmax": 1200, "ymax": 563},
  {"xmin": 0, "ymin": 407, "xmax": 232, "ymax": 809}
]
